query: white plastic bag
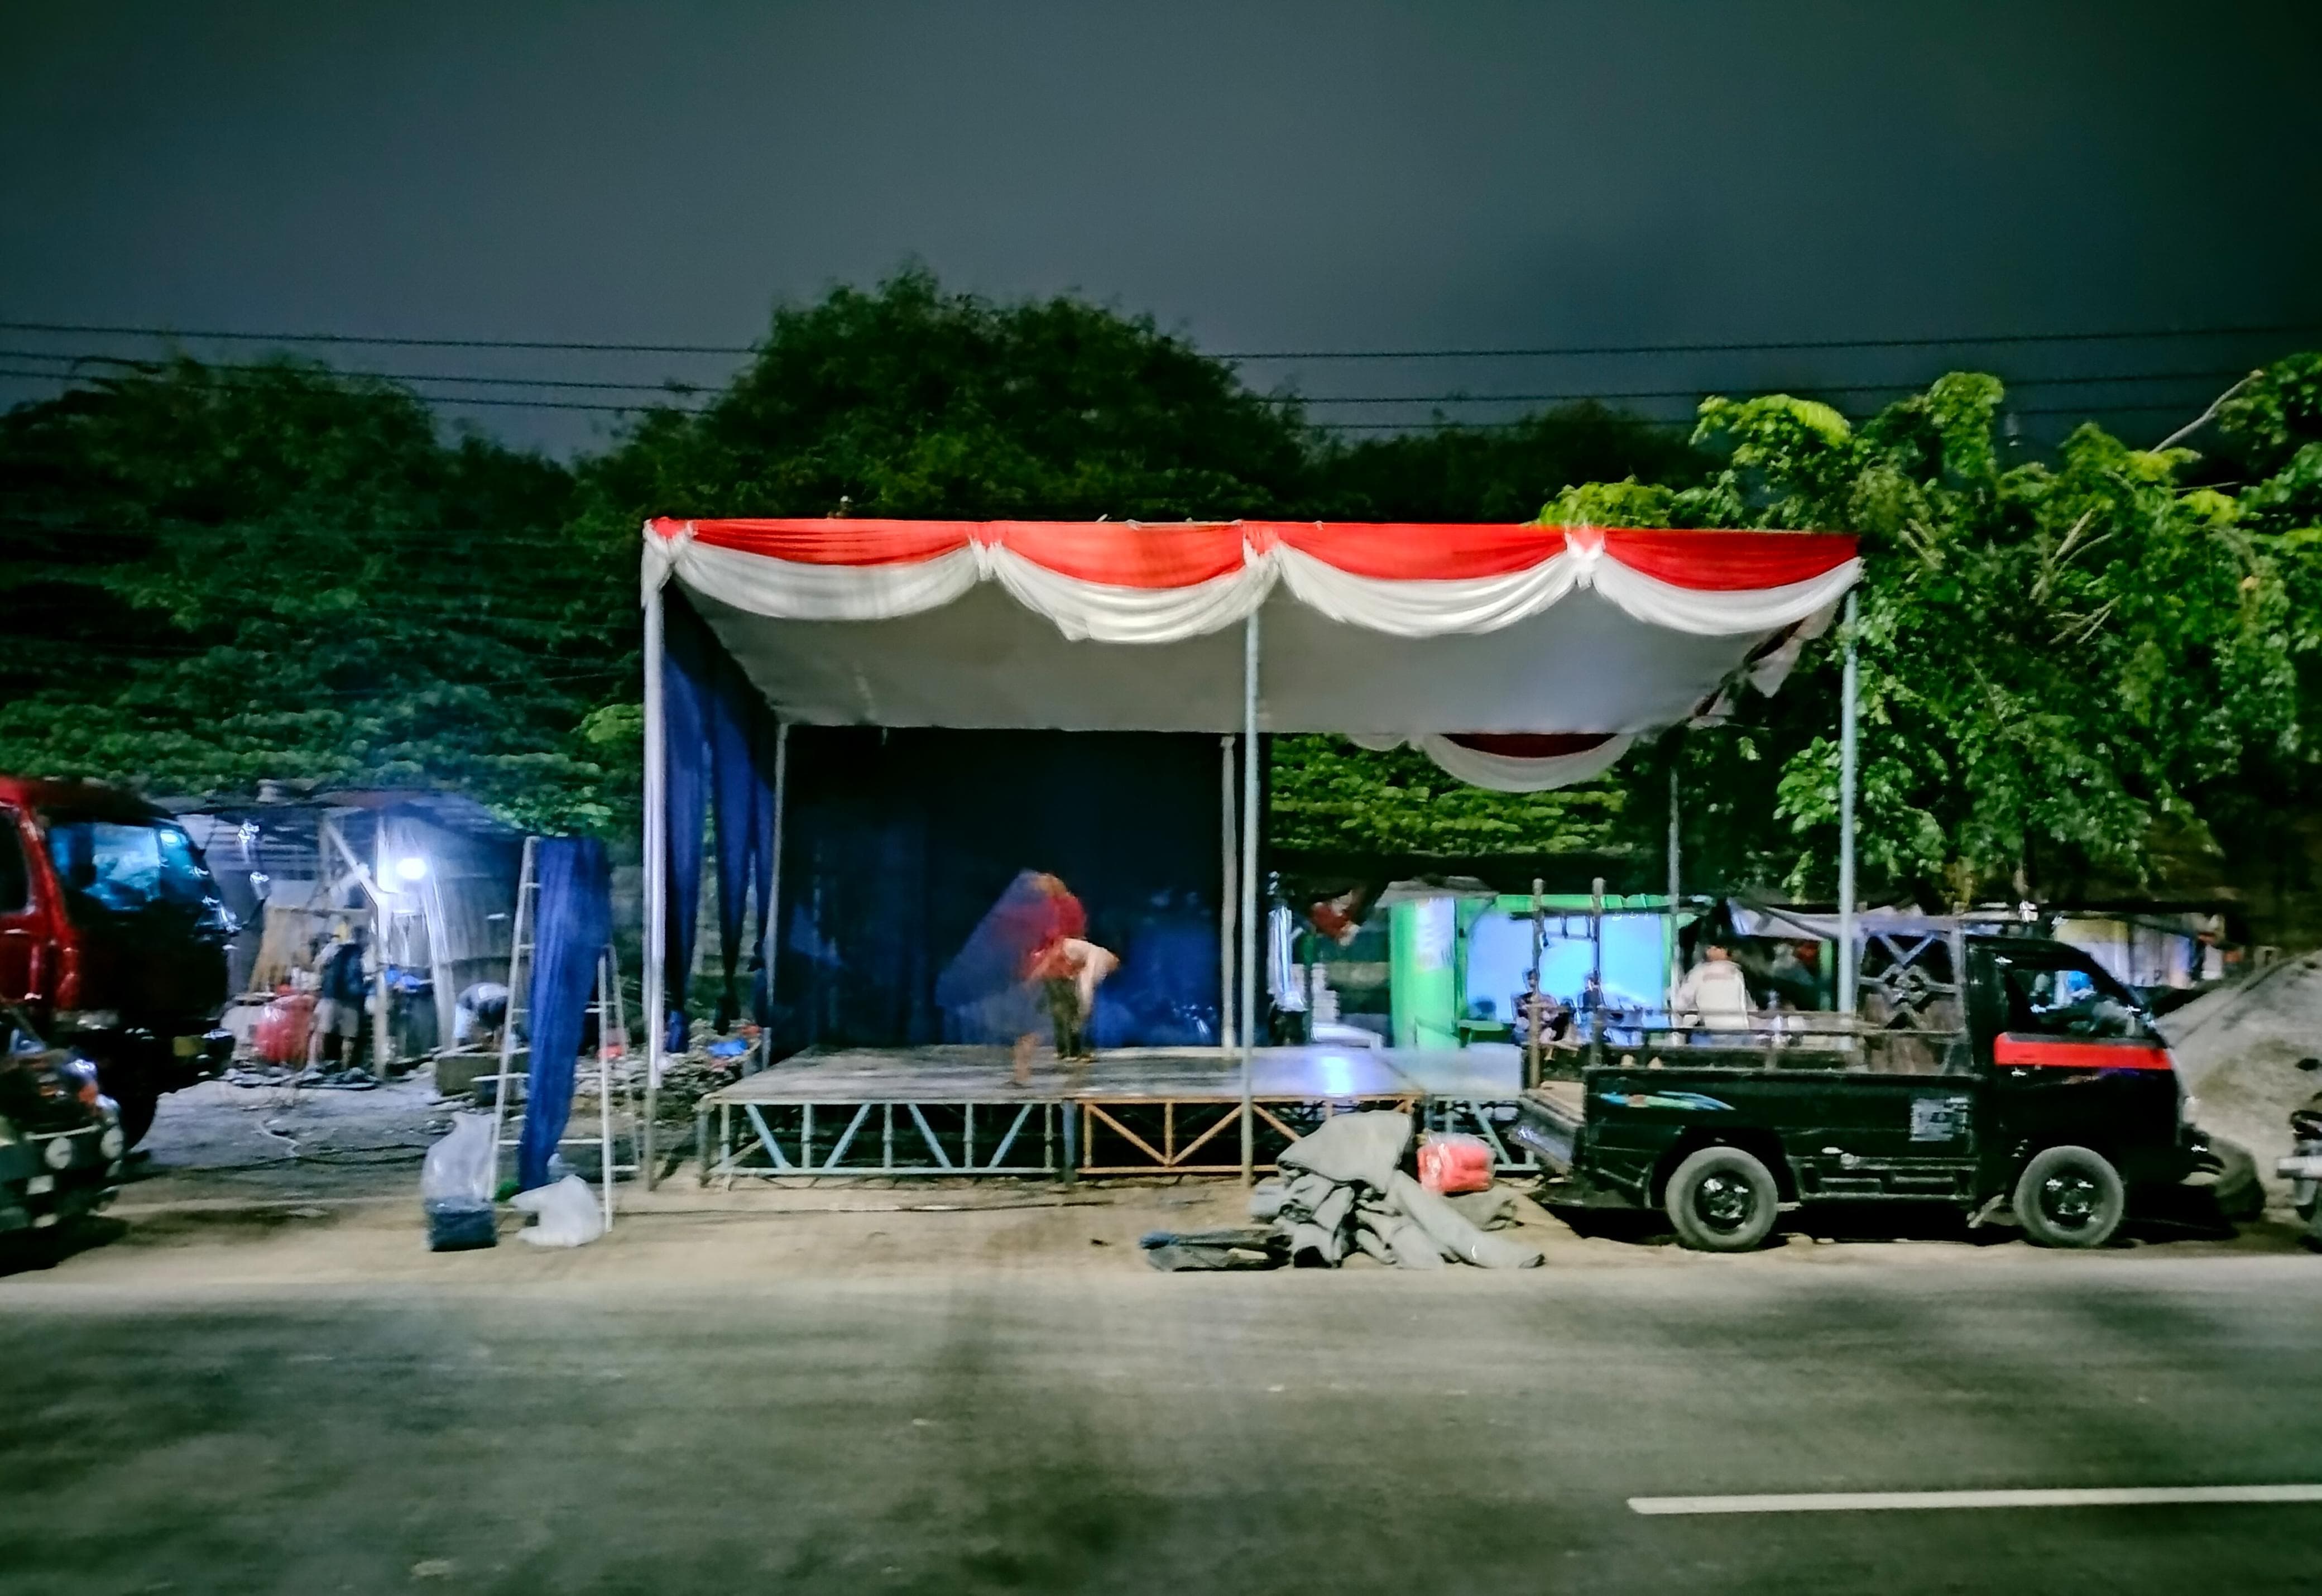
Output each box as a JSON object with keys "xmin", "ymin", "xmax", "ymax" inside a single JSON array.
[
  {"xmin": 422, "ymin": 1113, "xmax": 497, "ymax": 1205},
  {"xmin": 510, "ymin": 1175, "xmax": 605, "ymax": 1248},
  {"xmin": 421, "ymin": 1113, "xmax": 500, "ymax": 1251}
]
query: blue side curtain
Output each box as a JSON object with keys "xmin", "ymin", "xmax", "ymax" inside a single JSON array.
[
  {"xmin": 662, "ymin": 598, "xmax": 714, "ymax": 1053},
  {"xmin": 519, "ymin": 837, "xmax": 611, "ymax": 1192},
  {"xmin": 664, "ymin": 592, "xmax": 784, "ymax": 1047}
]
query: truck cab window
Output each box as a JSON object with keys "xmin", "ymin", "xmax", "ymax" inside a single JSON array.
[
  {"xmin": 0, "ymin": 814, "xmax": 27, "ymax": 914},
  {"xmin": 46, "ymin": 817, "xmax": 212, "ymax": 916},
  {"xmin": 1998, "ymin": 956, "xmax": 2147, "ymax": 1041}
]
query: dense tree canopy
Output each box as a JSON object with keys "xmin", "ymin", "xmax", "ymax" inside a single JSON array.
[
  {"xmin": 579, "ymin": 268, "xmax": 1314, "ymax": 527},
  {"xmin": 4, "ymin": 272, "xmax": 2318, "ymax": 913}
]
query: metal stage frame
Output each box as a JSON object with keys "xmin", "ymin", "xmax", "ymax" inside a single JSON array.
[{"xmin": 697, "ymin": 1044, "xmax": 1538, "ymax": 1181}]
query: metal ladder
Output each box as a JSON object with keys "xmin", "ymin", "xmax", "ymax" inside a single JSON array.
[{"xmin": 482, "ymin": 836, "xmax": 636, "ymax": 1230}]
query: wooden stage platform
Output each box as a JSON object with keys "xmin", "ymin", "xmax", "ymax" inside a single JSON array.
[{"xmin": 697, "ymin": 1044, "xmax": 1535, "ymax": 1181}]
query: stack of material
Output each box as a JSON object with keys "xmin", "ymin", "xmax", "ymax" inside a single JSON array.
[
  {"xmin": 1258, "ymin": 1111, "xmax": 1543, "ymax": 1269},
  {"xmin": 1139, "ymin": 1111, "xmax": 1542, "ymax": 1272}
]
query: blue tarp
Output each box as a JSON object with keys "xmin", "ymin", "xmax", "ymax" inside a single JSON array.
[{"xmin": 519, "ymin": 837, "xmax": 611, "ymax": 1192}]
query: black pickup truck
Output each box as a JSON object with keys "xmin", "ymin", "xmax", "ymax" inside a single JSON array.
[{"xmin": 1514, "ymin": 928, "xmax": 2214, "ymax": 1251}]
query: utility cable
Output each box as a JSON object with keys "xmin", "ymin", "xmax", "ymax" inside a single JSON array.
[{"xmin": 2, "ymin": 315, "xmax": 2315, "ymax": 362}]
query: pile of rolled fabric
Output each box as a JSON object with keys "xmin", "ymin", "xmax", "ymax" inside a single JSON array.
[{"xmin": 1254, "ymin": 1110, "xmax": 1542, "ymax": 1269}]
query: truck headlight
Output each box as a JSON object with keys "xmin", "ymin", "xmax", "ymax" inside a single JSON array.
[
  {"xmin": 98, "ymin": 1126, "xmax": 124, "ymax": 1161},
  {"xmin": 42, "ymin": 1138, "xmax": 74, "ymax": 1171}
]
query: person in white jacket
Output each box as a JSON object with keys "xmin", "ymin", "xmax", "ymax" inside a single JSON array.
[{"xmin": 1673, "ymin": 943, "xmax": 1754, "ymax": 1032}]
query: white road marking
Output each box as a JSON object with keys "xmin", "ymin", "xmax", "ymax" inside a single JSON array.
[{"xmin": 1629, "ymin": 1485, "xmax": 2322, "ymax": 1516}]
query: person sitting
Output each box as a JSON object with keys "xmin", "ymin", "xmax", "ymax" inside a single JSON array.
[{"xmin": 1673, "ymin": 943, "xmax": 1754, "ymax": 1032}]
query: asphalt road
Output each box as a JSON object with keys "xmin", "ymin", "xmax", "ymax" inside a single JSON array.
[{"xmin": 3, "ymin": 1235, "xmax": 2319, "ymax": 1595}]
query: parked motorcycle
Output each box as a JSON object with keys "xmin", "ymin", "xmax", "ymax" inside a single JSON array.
[{"xmin": 2278, "ymin": 1056, "xmax": 2322, "ymax": 1248}]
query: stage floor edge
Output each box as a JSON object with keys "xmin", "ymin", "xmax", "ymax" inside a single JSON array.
[{"xmin": 696, "ymin": 1044, "xmax": 1537, "ymax": 1180}]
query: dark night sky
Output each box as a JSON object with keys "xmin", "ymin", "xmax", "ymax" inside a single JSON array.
[{"xmin": 3, "ymin": 1, "xmax": 2318, "ymax": 453}]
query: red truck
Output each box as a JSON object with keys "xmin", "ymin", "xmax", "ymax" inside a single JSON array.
[{"xmin": 0, "ymin": 778, "xmax": 234, "ymax": 1144}]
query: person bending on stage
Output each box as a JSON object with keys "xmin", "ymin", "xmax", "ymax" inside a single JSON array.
[{"xmin": 1010, "ymin": 874, "xmax": 1115, "ymax": 1082}]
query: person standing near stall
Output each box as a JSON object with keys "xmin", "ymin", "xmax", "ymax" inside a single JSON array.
[{"xmin": 309, "ymin": 921, "xmax": 370, "ymax": 1071}]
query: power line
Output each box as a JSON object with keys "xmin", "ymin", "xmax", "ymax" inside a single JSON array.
[
  {"xmin": 1223, "ymin": 322, "xmax": 2322, "ymax": 361},
  {"xmin": 0, "ymin": 349, "xmax": 708, "ymax": 395},
  {"xmin": 0, "ymin": 368, "xmax": 701, "ymax": 414},
  {"xmin": 0, "ymin": 320, "xmax": 754, "ymax": 356},
  {"xmin": 0, "ymin": 365, "xmax": 2259, "ymax": 422},
  {"xmin": 1, "ymin": 315, "xmax": 2315, "ymax": 362},
  {"xmin": 1311, "ymin": 398, "xmax": 2213, "ymax": 432},
  {"xmin": 1279, "ymin": 367, "xmax": 2257, "ymax": 407},
  {"xmin": 1, "ymin": 347, "xmax": 2259, "ymax": 409}
]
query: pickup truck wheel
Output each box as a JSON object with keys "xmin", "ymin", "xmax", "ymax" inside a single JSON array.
[
  {"xmin": 1665, "ymin": 1146, "xmax": 1779, "ymax": 1252},
  {"xmin": 2012, "ymin": 1144, "xmax": 2125, "ymax": 1248}
]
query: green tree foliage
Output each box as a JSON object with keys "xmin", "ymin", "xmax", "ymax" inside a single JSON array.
[
  {"xmin": 1671, "ymin": 373, "xmax": 2306, "ymax": 904},
  {"xmin": 1269, "ymin": 737, "xmax": 1627, "ymax": 859},
  {"xmin": 1311, "ymin": 404, "xmax": 1702, "ymax": 522},
  {"xmin": 579, "ymin": 267, "xmax": 1314, "ymax": 525},
  {"xmin": 0, "ymin": 358, "xmax": 625, "ymax": 832}
]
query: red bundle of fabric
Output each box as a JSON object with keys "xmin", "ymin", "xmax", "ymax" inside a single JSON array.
[
  {"xmin": 1417, "ymin": 1132, "xmax": 1494, "ymax": 1195},
  {"xmin": 253, "ymin": 990, "xmax": 315, "ymax": 1065}
]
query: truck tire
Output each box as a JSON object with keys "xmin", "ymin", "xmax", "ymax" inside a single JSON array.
[
  {"xmin": 1665, "ymin": 1146, "xmax": 1779, "ymax": 1252},
  {"xmin": 2193, "ymin": 1135, "xmax": 2263, "ymax": 1224},
  {"xmin": 2012, "ymin": 1144, "xmax": 2126, "ymax": 1249}
]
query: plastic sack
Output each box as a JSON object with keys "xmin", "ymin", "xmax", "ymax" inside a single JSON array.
[
  {"xmin": 1417, "ymin": 1132, "xmax": 1494, "ymax": 1195},
  {"xmin": 423, "ymin": 1113, "xmax": 497, "ymax": 1205},
  {"xmin": 421, "ymin": 1113, "xmax": 498, "ymax": 1252},
  {"xmin": 510, "ymin": 1175, "xmax": 605, "ymax": 1248}
]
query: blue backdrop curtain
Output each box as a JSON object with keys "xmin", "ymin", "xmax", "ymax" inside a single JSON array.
[
  {"xmin": 660, "ymin": 603, "xmax": 1228, "ymax": 1058},
  {"xmin": 519, "ymin": 836, "xmax": 611, "ymax": 1191},
  {"xmin": 769, "ymin": 727, "xmax": 1224, "ymax": 1052}
]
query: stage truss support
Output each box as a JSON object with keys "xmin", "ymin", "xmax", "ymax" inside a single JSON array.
[{"xmin": 699, "ymin": 1087, "xmax": 1539, "ymax": 1181}]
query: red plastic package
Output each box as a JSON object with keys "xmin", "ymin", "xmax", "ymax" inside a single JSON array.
[
  {"xmin": 1418, "ymin": 1132, "xmax": 1493, "ymax": 1194},
  {"xmin": 253, "ymin": 990, "xmax": 315, "ymax": 1065}
]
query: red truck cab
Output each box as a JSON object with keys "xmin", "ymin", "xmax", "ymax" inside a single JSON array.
[{"xmin": 0, "ymin": 778, "xmax": 234, "ymax": 1144}]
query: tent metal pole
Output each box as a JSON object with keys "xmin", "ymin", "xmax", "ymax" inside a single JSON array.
[
  {"xmin": 641, "ymin": 571, "xmax": 668, "ymax": 1189},
  {"xmin": 1239, "ymin": 610, "xmax": 1260, "ymax": 1186},
  {"xmin": 1667, "ymin": 764, "xmax": 1682, "ymax": 1008},
  {"xmin": 1219, "ymin": 735, "xmax": 1236, "ymax": 1052},
  {"xmin": 1836, "ymin": 590, "xmax": 1860, "ymax": 1022}
]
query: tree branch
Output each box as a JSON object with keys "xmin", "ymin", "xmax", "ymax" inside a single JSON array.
[{"xmin": 2154, "ymin": 372, "xmax": 2259, "ymax": 452}]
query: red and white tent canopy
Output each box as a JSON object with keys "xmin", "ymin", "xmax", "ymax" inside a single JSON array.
[{"xmin": 642, "ymin": 517, "xmax": 1858, "ymax": 787}]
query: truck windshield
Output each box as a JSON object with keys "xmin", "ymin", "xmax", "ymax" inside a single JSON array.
[
  {"xmin": 1998, "ymin": 958, "xmax": 2149, "ymax": 1040},
  {"xmin": 46, "ymin": 818, "xmax": 216, "ymax": 917}
]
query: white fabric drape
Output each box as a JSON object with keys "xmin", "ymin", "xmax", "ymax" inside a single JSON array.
[
  {"xmin": 1586, "ymin": 555, "xmax": 1863, "ymax": 637},
  {"xmin": 672, "ymin": 538, "xmax": 984, "ymax": 622},
  {"xmin": 1346, "ymin": 732, "xmax": 1637, "ymax": 792},
  {"xmin": 981, "ymin": 544, "xmax": 1274, "ymax": 643},
  {"xmin": 650, "ymin": 521, "xmax": 1860, "ymax": 644},
  {"xmin": 1271, "ymin": 545, "xmax": 1581, "ymax": 638}
]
